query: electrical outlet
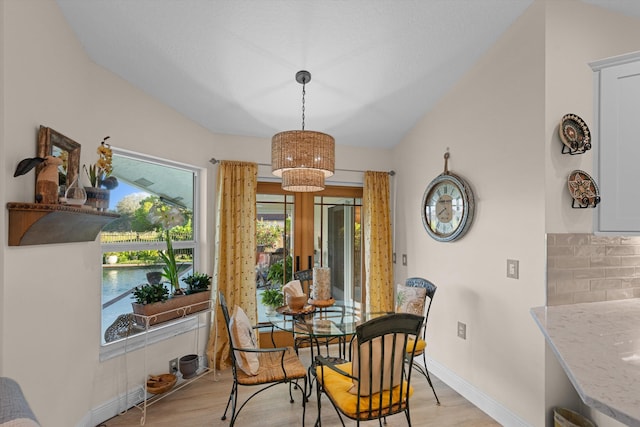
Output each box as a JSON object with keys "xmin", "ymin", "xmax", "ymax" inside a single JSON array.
[
  {"xmin": 169, "ymin": 358, "xmax": 178, "ymax": 373},
  {"xmin": 457, "ymin": 321, "xmax": 467, "ymax": 340},
  {"xmin": 507, "ymin": 259, "xmax": 519, "ymax": 279}
]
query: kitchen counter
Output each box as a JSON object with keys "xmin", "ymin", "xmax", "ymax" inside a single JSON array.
[{"xmin": 531, "ymin": 299, "xmax": 640, "ymax": 427}]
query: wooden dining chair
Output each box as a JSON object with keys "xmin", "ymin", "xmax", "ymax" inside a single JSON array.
[
  {"xmin": 398, "ymin": 277, "xmax": 440, "ymax": 405},
  {"xmin": 314, "ymin": 312, "xmax": 424, "ymax": 426},
  {"xmin": 218, "ymin": 292, "xmax": 308, "ymax": 426}
]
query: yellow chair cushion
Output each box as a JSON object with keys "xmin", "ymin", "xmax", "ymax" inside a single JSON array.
[
  {"xmin": 316, "ymin": 362, "xmax": 413, "ymax": 419},
  {"xmin": 406, "ymin": 337, "xmax": 426, "ymax": 355}
]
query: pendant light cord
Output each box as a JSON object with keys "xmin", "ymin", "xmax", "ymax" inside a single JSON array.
[{"xmin": 301, "ymin": 78, "xmax": 306, "ymax": 131}]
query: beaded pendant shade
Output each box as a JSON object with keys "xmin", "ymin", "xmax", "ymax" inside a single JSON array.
[{"xmin": 272, "ymin": 71, "xmax": 335, "ymax": 192}]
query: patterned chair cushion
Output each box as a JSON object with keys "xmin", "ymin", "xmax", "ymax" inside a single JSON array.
[
  {"xmin": 395, "ymin": 284, "xmax": 426, "ymax": 316},
  {"xmin": 230, "ymin": 306, "xmax": 260, "ymax": 376}
]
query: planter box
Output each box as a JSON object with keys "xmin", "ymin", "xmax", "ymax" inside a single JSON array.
[{"xmin": 132, "ymin": 290, "xmax": 211, "ymax": 326}]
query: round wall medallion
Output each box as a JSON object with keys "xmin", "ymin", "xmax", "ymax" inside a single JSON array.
[{"xmin": 559, "ymin": 113, "xmax": 591, "ymax": 152}]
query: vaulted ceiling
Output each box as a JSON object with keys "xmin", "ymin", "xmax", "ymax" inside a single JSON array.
[{"xmin": 56, "ymin": 0, "xmax": 640, "ymax": 150}]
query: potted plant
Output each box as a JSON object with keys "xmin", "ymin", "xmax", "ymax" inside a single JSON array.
[
  {"xmin": 131, "ymin": 275, "xmax": 211, "ymax": 327},
  {"xmin": 83, "ymin": 136, "xmax": 118, "ymax": 211},
  {"xmin": 133, "ymin": 283, "xmax": 170, "ymax": 305},
  {"xmin": 158, "ymin": 229, "xmax": 182, "ymax": 295},
  {"xmin": 260, "ymin": 286, "xmax": 284, "ymax": 315},
  {"xmin": 182, "ymin": 272, "xmax": 211, "ymax": 295}
]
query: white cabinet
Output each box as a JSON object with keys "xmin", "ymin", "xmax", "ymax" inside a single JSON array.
[{"xmin": 591, "ymin": 51, "xmax": 640, "ymax": 233}]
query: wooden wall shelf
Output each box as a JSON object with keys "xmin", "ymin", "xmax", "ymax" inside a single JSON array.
[{"xmin": 7, "ymin": 202, "xmax": 119, "ymax": 246}]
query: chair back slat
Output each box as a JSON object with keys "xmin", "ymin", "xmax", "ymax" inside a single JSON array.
[{"xmin": 350, "ymin": 313, "xmax": 424, "ymax": 420}]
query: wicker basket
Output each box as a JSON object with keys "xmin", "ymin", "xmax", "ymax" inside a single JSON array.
[
  {"xmin": 553, "ymin": 407, "xmax": 596, "ymax": 427},
  {"xmin": 146, "ymin": 373, "xmax": 177, "ymax": 394}
]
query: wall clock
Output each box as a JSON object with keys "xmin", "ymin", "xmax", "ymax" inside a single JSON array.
[{"xmin": 421, "ymin": 152, "xmax": 475, "ymax": 242}]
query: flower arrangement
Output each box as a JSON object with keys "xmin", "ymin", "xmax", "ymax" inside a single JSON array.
[
  {"xmin": 148, "ymin": 203, "xmax": 187, "ymax": 295},
  {"xmin": 83, "ymin": 136, "xmax": 118, "ymax": 189}
]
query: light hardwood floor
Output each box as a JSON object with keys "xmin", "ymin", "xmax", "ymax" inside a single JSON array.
[{"xmin": 100, "ymin": 349, "xmax": 501, "ymax": 427}]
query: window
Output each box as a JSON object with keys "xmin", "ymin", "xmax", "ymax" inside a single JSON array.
[{"xmin": 100, "ymin": 149, "xmax": 199, "ymax": 349}]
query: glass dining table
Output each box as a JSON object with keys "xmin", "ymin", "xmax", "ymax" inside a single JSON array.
[{"xmin": 266, "ymin": 302, "xmax": 393, "ymax": 395}]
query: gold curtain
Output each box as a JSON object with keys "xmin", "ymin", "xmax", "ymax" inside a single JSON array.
[
  {"xmin": 206, "ymin": 161, "xmax": 258, "ymax": 370},
  {"xmin": 363, "ymin": 171, "xmax": 394, "ymax": 313}
]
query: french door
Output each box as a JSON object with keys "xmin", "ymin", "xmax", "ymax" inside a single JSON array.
[{"xmin": 256, "ymin": 183, "xmax": 363, "ymax": 320}]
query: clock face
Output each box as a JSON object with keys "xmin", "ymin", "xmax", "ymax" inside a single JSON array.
[{"xmin": 421, "ymin": 173, "xmax": 474, "ymax": 242}]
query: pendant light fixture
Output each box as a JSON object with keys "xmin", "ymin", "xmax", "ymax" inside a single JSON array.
[{"xmin": 271, "ymin": 70, "xmax": 335, "ymax": 192}]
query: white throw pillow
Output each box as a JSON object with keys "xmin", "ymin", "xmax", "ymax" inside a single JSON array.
[
  {"xmin": 348, "ymin": 334, "xmax": 404, "ymax": 395},
  {"xmin": 229, "ymin": 305, "xmax": 260, "ymax": 376}
]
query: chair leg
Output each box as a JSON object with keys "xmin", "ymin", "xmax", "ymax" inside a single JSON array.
[
  {"xmin": 221, "ymin": 380, "xmax": 237, "ymax": 420},
  {"xmin": 421, "ymin": 353, "xmax": 440, "ymax": 405},
  {"xmin": 301, "ymin": 376, "xmax": 307, "ymax": 427},
  {"xmin": 404, "ymin": 406, "xmax": 412, "ymax": 426},
  {"xmin": 224, "ymin": 381, "xmax": 241, "ymax": 426}
]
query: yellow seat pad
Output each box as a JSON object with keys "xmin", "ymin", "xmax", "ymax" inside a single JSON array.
[
  {"xmin": 316, "ymin": 362, "xmax": 413, "ymax": 419},
  {"xmin": 406, "ymin": 338, "xmax": 426, "ymax": 355}
]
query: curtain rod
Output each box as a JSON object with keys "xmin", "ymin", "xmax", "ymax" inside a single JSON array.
[{"xmin": 209, "ymin": 158, "xmax": 395, "ymax": 176}]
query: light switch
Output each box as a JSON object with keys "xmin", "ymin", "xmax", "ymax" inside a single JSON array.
[
  {"xmin": 402, "ymin": 254, "xmax": 407, "ymax": 266},
  {"xmin": 507, "ymin": 259, "xmax": 519, "ymax": 279}
]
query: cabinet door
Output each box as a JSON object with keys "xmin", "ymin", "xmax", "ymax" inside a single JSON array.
[{"xmin": 598, "ymin": 60, "xmax": 640, "ymax": 232}]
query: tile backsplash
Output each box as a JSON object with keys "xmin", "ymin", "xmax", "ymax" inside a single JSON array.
[{"xmin": 547, "ymin": 233, "xmax": 640, "ymax": 305}]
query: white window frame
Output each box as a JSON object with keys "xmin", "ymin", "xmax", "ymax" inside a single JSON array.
[{"xmin": 99, "ymin": 148, "xmax": 202, "ymax": 361}]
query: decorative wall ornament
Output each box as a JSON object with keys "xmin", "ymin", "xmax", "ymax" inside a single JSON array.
[
  {"xmin": 567, "ymin": 169, "xmax": 600, "ymax": 208},
  {"xmin": 559, "ymin": 113, "xmax": 591, "ymax": 155}
]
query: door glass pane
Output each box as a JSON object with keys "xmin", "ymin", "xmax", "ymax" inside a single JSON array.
[
  {"xmin": 256, "ymin": 193, "xmax": 294, "ymax": 322},
  {"xmin": 315, "ymin": 196, "xmax": 362, "ymax": 308}
]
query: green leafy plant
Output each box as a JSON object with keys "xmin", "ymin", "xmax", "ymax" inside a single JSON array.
[
  {"xmin": 260, "ymin": 286, "xmax": 284, "ymax": 307},
  {"xmin": 132, "ymin": 283, "xmax": 169, "ymax": 305},
  {"xmin": 182, "ymin": 272, "xmax": 211, "ymax": 294},
  {"xmin": 158, "ymin": 230, "xmax": 182, "ymax": 294},
  {"xmin": 267, "ymin": 255, "xmax": 292, "ymax": 286}
]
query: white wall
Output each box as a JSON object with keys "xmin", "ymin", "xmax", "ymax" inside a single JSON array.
[
  {"xmin": 0, "ymin": 1, "xmax": 391, "ymax": 425},
  {"xmin": 393, "ymin": 1, "xmax": 640, "ymax": 426},
  {"xmin": 394, "ymin": 1, "xmax": 547, "ymax": 424}
]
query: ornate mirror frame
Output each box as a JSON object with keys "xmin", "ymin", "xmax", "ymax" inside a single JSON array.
[{"xmin": 36, "ymin": 125, "xmax": 81, "ymax": 189}]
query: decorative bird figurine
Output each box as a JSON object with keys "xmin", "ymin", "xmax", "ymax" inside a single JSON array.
[
  {"xmin": 13, "ymin": 157, "xmax": 45, "ymax": 177},
  {"xmin": 14, "ymin": 155, "xmax": 63, "ymax": 204}
]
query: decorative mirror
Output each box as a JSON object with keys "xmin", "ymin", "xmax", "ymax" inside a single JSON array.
[{"xmin": 36, "ymin": 126, "xmax": 81, "ymax": 190}]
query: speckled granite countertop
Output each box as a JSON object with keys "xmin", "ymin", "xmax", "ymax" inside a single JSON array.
[{"xmin": 531, "ymin": 299, "xmax": 640, "ymax": 427}]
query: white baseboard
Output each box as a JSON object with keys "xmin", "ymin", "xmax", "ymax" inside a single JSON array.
[
  {"xmin": 78, "ymin": 386, "xmax": 144, "ymax": 427},
  {"xmin": 422, "ymin": 356, "xmax": 530, "ymax": 427}
]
